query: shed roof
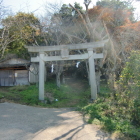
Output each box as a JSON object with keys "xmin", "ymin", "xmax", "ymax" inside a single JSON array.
[{"xmin": 0, "ymin": 57, "xmax": 30, "ymax": 68}]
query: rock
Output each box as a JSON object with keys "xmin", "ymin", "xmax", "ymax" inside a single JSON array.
[{"xmin": 0, "ymin": 98, "xmax": 5, "ymax": 103}]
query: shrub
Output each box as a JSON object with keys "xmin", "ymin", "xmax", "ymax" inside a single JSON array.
[
  {"xmin": 81, "ymin": 51, "xmax": 140, "ymax": 139},
  {"xmin": 118, "ymin": 51, "xmax": 140, "ymax": 126}
]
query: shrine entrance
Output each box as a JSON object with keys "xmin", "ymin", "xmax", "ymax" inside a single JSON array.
[{"xmin": 26, "ymin": 40, "xmax": 108, "ymax": 101}]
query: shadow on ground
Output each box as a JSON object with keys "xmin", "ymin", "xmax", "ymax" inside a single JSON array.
[{"xmin": 0, "ymin": 102, "xmax": 119, "ymax": 140}]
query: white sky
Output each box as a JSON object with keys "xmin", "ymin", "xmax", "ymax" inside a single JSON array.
[
  {"xmin": 2, "ymin": 0, "xmax": 140, "ymax": 18},
  {"xmin": 3, "ymin": 0, "xmax": 94, "ymax": 16}
]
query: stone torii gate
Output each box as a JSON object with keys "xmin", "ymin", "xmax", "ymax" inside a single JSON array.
[{"xmin": 26, "ymin": 40, "xmax": 108, "ymax": 101}]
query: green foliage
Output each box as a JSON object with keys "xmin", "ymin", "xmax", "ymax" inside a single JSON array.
[
  {"xmin": 58, "ymin": 3, "xmax": 83, "ymax": 26},
  {"xmin": 44, "ymin": 80, "xmax": 90, "ymax": 107},
  {"xmin": 19, "ymin": 85, "xmax": 39, "ymax": 105},
  {"xmin": 2, "ymin": 12, "xmax": 41, "ymax": 58},
  {"xmin": 59, "ymin": 4, "xmax": 72, "ymax": 19},
  {"xmin": 0, "ymin": 80, "xmax": 90, "ymax": 108},
  {"xmin": 0, "ymin": 94, "xmax": 4, "ymax": 99},
  {"xmin": 118, "ymin": 51, "xmax": 140, "ymax": 126},
  {"xmin": 81, "ymin": 52, "xmax": 140, "ymax": 139},
  {"xmin": 72, "ymin": 2, "xmax": 83, "ymax": 17},
  {"xmin": 82, "ymin": 86, "xmax": 139, "ymax": 139}
]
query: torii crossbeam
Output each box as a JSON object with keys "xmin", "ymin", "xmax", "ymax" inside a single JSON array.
[{"xmin": 25, "ymin": 40, "xmax": 108, "ymax": 101}]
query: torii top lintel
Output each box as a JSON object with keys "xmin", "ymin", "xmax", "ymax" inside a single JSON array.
[{"xmin": 25, "ymin": 40, "xmax": 108, "ymax": 53}]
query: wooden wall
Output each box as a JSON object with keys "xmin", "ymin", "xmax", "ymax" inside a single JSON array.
[{"xmin": 0, "ymin": 70, "xmax": 29, "ymax": 86}]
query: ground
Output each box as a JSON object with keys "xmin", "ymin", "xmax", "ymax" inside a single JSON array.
[{"xmin": 0, "ymin": 102, "xmax": 119, "ymax": 140}]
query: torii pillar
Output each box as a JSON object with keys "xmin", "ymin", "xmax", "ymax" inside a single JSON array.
[
  {"xmin": 39, "ymin": 52, "xmax": 45, "ymax": 100},
  {"xmin": 88, "ymin": 48, "xmax": 97, "ymax": 100}
]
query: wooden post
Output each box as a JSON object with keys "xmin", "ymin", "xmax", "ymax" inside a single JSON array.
[
  {"xmin": 39, "ymin": 52, "xmax": 45, "ymax": 100},
  {"xmin": 88, "ymin": 48, "xmax": 97, "ymax": 100}
]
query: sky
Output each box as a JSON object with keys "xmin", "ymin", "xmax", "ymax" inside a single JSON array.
[
  {"xmin": 2, "ymin": 0, "xmax": 140, "ymax": 18},
  {"xmin": 2, "ymin": 0, "xmax": 95, "ymax": 16}
]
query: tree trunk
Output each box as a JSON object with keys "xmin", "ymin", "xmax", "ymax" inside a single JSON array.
[
  {"xmin": 96, "ymin": 71, "xmax": 101, "ymax": 93},
  {"xmin": 85, "ymin": 60, "xmax": 90, "ymax": 85},
  {"xmin": 108, "ymin": 72, "xmax": 115, "ymax": 91},
  {"xmin": 55, "ymin": 60, "xmax": 64, "ymax": 88},
  {"xmin": 56, "ymin": 72, "xmax": 61, "ymax": 88},
  {"xmin": 62, "ymin": 73, "xmax": 65, "ymax": 84}
]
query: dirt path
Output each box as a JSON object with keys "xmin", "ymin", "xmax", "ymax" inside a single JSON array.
[
  {"xmin": 68, "ymin": 79, "xmax": 88, "ymax": 92},
  {"xmin": 0, "ymin": 102, "xmax": 118, "ymax": 140}
]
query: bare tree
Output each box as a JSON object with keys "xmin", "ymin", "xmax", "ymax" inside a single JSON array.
[
  {"xmin": 0, "ymin": 1, "xmax": 14, "ymax": 57},
  {"xmin": 69, "ymin": 1, "xmax": 107, "ymax": 92},
  {"xmin": 41, "ymin": 1, "xmax": 108, "ymax": 88}
]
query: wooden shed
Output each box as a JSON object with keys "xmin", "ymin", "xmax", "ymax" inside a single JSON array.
[{"xmin": 0, "ymin": 57, "xmax": 30, "ymax": 86}]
